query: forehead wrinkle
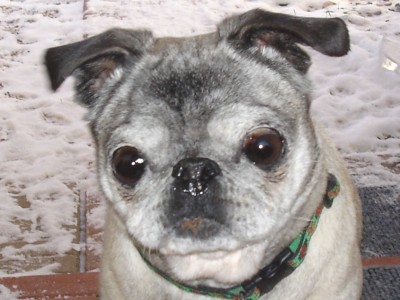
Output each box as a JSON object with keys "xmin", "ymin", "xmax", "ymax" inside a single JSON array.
[
  {"xmin": 150, "ymin": 68, "xmax": 219, "ymax": 113},
  {"xmin": 145, "ymin": 49, "xmax": 233, "ymax": 114}
]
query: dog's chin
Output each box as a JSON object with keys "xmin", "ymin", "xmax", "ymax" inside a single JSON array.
[{"xmin": 158, "ymin": 239, "xmax": 269, "ymax": 288}]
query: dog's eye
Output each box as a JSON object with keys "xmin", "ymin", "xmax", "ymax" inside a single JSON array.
[
  {"xmin": 112, "ymin": 146, "xmax": 146, "ymax": 186},
  {"xmin": 243, "ymin": 128, "xmax": 284, "ymax": 167}
]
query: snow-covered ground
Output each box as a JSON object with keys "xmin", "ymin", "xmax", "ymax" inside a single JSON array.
[{"xmin": 0, "ymin": 0, "xmax": 399, "ymax": 276}]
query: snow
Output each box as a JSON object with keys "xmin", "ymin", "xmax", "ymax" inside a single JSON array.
[
  {"xmin": 0, "ymin": 284, "xmax": 20, "ymax": 300},
  {"xmin": 0, "ymin": 0, "xmax": 399, "ymax": 276}
]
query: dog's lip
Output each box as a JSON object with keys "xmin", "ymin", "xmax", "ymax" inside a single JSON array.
[
  {"xmin": 166, "ymin": 248, "xmax": 246, "ymax": 260},
  {"xmin": 157, "ymin": 235, "xmax": 266, "ymax": 257},
  {"xmin": 159, "ymin": 245, "xmax": 240, "ymax": 257}
]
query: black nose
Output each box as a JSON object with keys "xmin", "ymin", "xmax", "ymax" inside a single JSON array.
[{"xmin": 172, "ymin": 157, "xmax": 221, "ymax": 196}]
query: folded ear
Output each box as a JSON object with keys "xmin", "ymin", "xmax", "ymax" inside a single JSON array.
[
  {"xmin": 218, "ymin": 9, "xmax": 350, "ymax": 73},
  {"xmin": 45, "ymin": 29, "xmax": 153, "ymax": 106}
]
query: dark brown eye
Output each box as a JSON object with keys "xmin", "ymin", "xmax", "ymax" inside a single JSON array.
[
  {"xmin": 243, "ymin": 128, "xmax": 284, "ymax": 167},
  {"xmin": 112, "ymin": 146, "xmax": 146, "ymax": 186}
]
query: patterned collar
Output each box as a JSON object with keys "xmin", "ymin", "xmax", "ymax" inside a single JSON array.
[{"xmin": 139, "ymin": 174, "xmax": 340, "ymax": 300}]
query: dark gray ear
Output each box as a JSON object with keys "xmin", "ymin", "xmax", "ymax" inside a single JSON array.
[
  {"xmin": 45, "ymin": 28, "xmax": 153, "ymax": 106},
  {"xmin": 218, "ymin": 9, "xmax": 350, "ymax": 73}
]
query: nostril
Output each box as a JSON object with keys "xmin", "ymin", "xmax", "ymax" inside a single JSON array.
[{"xmin": 200, "ymin": 160, "xmax": 221, "ymax": 182}]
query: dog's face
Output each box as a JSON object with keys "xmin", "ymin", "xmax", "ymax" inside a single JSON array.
[{"xmin": 46, "ymin": 10, "xmax": 349, "ymax": 287}]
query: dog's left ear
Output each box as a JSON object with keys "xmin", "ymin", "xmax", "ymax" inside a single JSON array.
[
  {"xmin": 45, "ymin": 29, "xmax": 153, "ymax": 106},
  {"xmin": 218, "ymin": 9, "xmax": 350, "ymax": 73}
]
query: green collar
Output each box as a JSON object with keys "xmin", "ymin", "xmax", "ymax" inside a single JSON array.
[{"xmin": 140, "ymin": 174, "xmax": 340, "ymax": 300}]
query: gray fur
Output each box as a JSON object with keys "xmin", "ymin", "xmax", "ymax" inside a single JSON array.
[{"xmin": 45, "ymin": 9, "xmax": 362, "ymax": 300}]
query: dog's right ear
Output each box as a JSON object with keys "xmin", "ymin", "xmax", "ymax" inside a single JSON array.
[{"xmin": 45, "ymin": 29, "xmax": 153, "ymax": 106}]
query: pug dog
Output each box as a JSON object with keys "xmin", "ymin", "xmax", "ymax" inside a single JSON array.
[{"xmin": 45, "ymin": 9, "xmax": 363, "ymax": 300}]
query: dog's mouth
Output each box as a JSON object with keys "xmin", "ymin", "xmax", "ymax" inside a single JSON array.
[
  {"xmin": 173, "ymin": 217, "xmax": 221, "ymax": 240},
  {"xmin": 157, "ymin": 216, "xmax": 242, "ymax": 257},
  {"xmin": 133, "ymin": 222, "xmax": 275, "ymax": 287},
  {"xmin": 147, "ymin": 237, "xmax": 270, "ymax": 287}
]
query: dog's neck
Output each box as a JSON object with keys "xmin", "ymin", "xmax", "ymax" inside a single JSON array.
[{"xmin": 139, "ymin": 174, "xmax": 340, "ymax": 300}]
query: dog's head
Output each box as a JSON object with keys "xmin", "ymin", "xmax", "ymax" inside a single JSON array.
[{"xmin": 46, "ymin": 9, "xmax": 349, "ymax": 287}]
